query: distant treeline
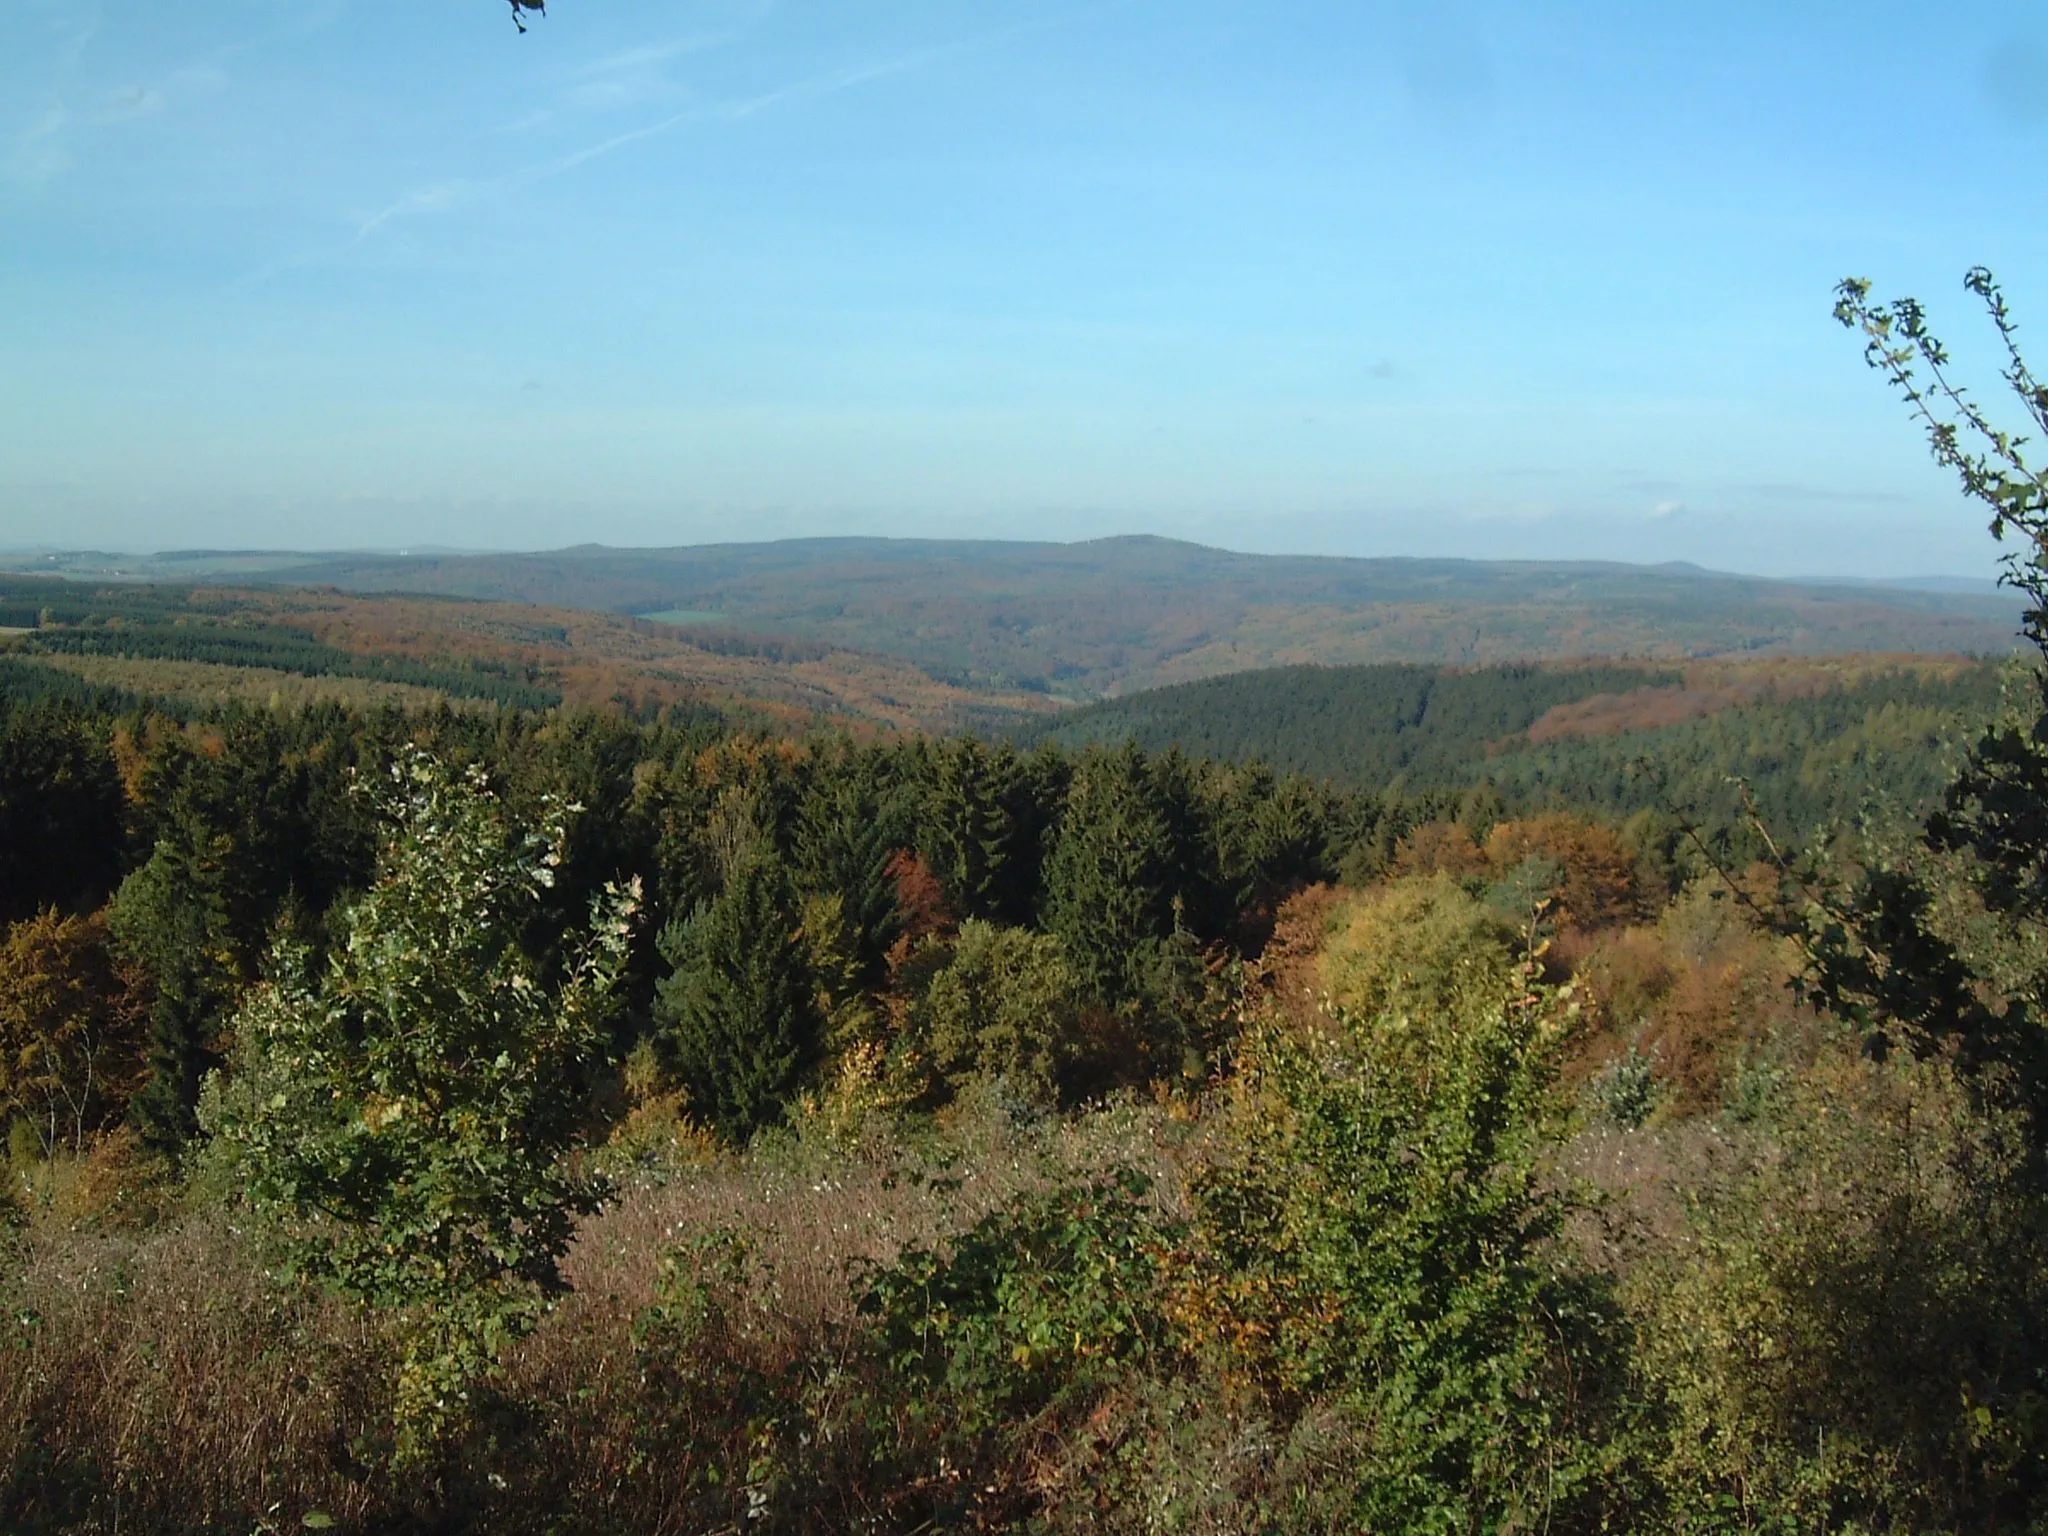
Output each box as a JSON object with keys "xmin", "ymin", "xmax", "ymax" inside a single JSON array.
[
  {"xmin": 0, "ymin": 574, "xmax": 245, "ymax": 627},
  {"xmin": 1033, "ymin": 662, "xmax": 1674, "ymax": 781},
  {"xmin": 0, "ymin": 578, "xmax": 561, "ymax": 709},
  {"xmin": 23, "ymin": 622, "xmax": 560, "ymax": 709},
  {"xmin": 1031, "ymin": 658, "xmax": 2009, "ymax": 840},
  {"xmin": 0, "ymin": 655, "xmax": 145, "ymax": 714}
]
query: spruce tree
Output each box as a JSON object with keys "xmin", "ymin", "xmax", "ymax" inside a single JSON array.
[
  {"xmin": 114, "ymin": 814, "xmax": 237, "ymax": 1150},
  {"xmin": 1040, "ymin": 744, "xmax": 1182, "ymax": 1005},
  {"xmin": 655, "ymin": 850, "xmax": 822, "ymax": 1142},
  {"xmin": 113, "ymin": 714, "xmax": 313, "ymax": 1150},
  {"xmin": 795, "ymin": 750, "xmax": 909, "ymax": 989},
  {"xmin": 919, "ymin": 737, "xmax": 1019, "ymax": 923},
  {"xmin": 0, "ymin": 698, "xmax": 126, "ymax": 925}
]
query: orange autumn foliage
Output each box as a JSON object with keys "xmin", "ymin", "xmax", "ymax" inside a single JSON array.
[{"xmin": 1392, "ymin": 812, "xmax": 1655, "ymax": 931}]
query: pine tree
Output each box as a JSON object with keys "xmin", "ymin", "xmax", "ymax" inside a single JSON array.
[
  {"xmin": 1040, "ymin": 744, "xmax": 1182, "ymax": 1005},
  {"xmin": 655, "ymin": 850, "xmax": 822, "ymax": 1142},
  {"xmin": 795, "ymin": 749, "xmax": 909, "ymax": 989},
  {"xmin": 112, "ymin": 712, "xmax": 313, "ymax": 1150}
]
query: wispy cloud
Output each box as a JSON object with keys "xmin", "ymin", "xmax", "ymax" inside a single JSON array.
[
  {"xmin": 328, "ymin": 3, "xmax": 1121, "ymax": 261},
  {"xmin": 353, "ymin": 44, "xmax": 946, "ymax": 243},
  {"xmin": 547, "ymin": 48, "xmax": 944, "ymax": 163},
  {"xmin": 352, "ymin": 182, "xmax": 470, "ymax": 243},
  {"xmin": 581, "ymin": 42, "xmax": 698, "ymax": 77},
  {"xmin": 8, "ymin": 49, "xmax": 230, "ymax": 185},
  {"xmin": 501, "ymin": 1, "xmax": 779, "ymax": 133}
]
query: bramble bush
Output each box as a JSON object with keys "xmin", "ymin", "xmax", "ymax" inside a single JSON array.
[
  {"xmin": 851, "ymin": 1166, "xmax": 1180, "ymax": 1525},
  {"xmin": 1622, "ymin": 1030, "xmax": 2048, "ymax": 1531}
]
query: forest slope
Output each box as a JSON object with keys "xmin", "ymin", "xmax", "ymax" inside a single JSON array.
[
  {"xmin": 0, "ymin": 574, "xmax": 1053, "ymax": 733},
  {"xmin": 1033, "ymin": 653, "xmax": 2008, "ymax": 837}
]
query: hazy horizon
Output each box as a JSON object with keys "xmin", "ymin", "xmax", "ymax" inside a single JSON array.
[
  {"xmin": 6, "ymin": 1, "xmax": 2046, "ymax": 579},
  {"xmin": 0, "ymin": 531, "xmax": 2019, "ymax": 596}
]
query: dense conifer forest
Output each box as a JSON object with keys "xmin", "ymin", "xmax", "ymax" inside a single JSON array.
[{"xmin": 1035, "ymin": 654, "xmax": 2009, "ymax": 837}]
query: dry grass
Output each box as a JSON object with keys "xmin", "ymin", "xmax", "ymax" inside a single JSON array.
[
  {"xmin": 0, "ymin": 1098, "xmax": 1181, "ymax": 1534},
  {"xmin": 0, "ymin": 1211, "xmax": 389, "ymax": 1532}
]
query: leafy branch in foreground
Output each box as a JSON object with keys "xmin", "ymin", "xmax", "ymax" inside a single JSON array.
[
  {"xmin": 1761, "ymin": 274, "xmax": 2048, "ymax": 1134},
  {"xmin": 1836, "ymin": 269, "xmax": 2048, "ymax": 640},
  {"xmin": 206, "ymin": 749, "xmax": 638, "ymax": 1457}
]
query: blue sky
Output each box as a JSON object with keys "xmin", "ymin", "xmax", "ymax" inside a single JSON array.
[{"xmin": 2, "ymin": 0, "xmax": 2044, "ymax": 575}]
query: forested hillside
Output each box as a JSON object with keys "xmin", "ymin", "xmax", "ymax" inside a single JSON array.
[
  {"xmin": 3, "ymin": 590, "xmax": 2045, "ymax": 1528},
  {"xmin": 9, "ymin": 538, "xmax": 2023, "ymax": 698},
  {"xmin": 1036, "ymin": 653, "xmax": 2006, "ymax": 838},
  {"xmin": 0, "ymin": 574, "xmax": 1052, "ymax": 732}
]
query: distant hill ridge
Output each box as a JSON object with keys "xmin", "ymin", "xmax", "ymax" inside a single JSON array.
[{"xmin": 5, "ymin": 537, "xmax": 2024, "ymax": 701}]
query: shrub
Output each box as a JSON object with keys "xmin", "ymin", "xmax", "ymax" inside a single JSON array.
[
  {"xmin": 1586, "ymin": 1045, "xmax": 1662, "ymax": 1129},
  {"xmin": 1183, "ymin": 891, "xmax": 1623, "ymax": 1531},
  {"xmin": 905, "ymin": 920, "xmax": 1090, "ymax": 1106},
  {"xmin": 0, "ymin": 908, "xmax": 146, "ymax": 1159},
  {"xmin": 204, "ymin": 749, "xmax": 638, "ymax": 1456},
  {"xmin": 854, "ymin": 1167, "xmax": 1179, "ymax": 1523},
  {"xmin": 1317, "ymin": 873, "xmax": 1522, "ymax": 1030},
  {"xmin": 1626, "ymin": 1039, "xmax": 2048, "ymax": 1530}
]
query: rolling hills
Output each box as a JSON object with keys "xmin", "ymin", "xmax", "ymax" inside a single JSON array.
[
  {"xmin": 8, "ymin": 538, "xmax": 2024, "ymax": 701},
  {"xmin": 0, "ymin": 574, "xmax": 1055, "ymax": 733}
]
